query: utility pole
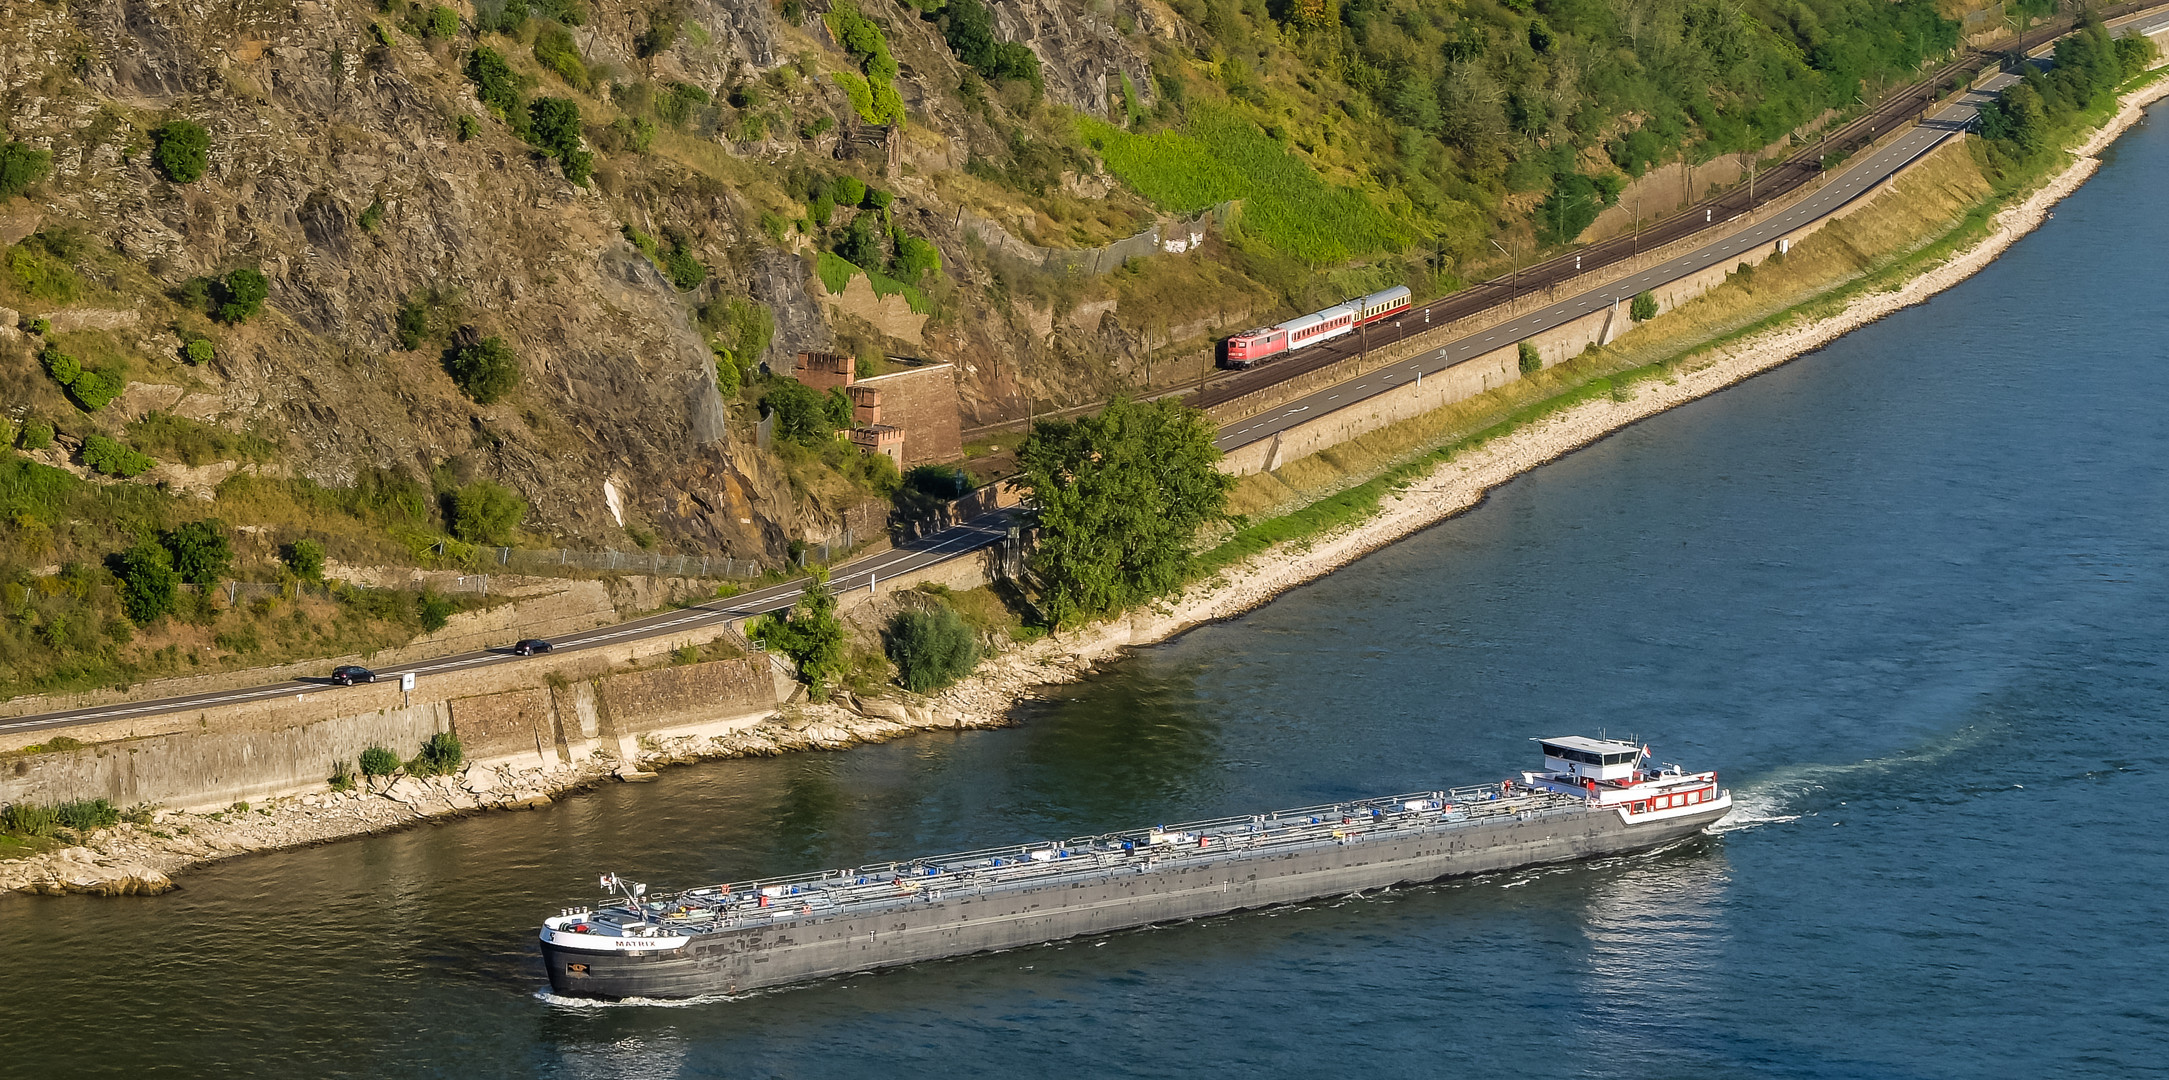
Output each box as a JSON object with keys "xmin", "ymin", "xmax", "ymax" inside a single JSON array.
[
  {"xmin": 1490, "ymin": 238, "xmax": 1517, "ymax": 288},
  {"xmin": 1633, "ymin": 198, "xmax": 1641, "ymax": 254}
]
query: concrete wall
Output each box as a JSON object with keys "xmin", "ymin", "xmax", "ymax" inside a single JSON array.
[
  {"xmin": 1, "ymin": 704, "xmax": 452, "ymax": 811},
  {"xmin": 0, "ymin": 652, "xmax": 793, "ymax": 810}
]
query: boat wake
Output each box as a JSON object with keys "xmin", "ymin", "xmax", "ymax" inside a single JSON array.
[
  {"xmin": 1711, "ymin": 727, "xmax": 2000, "ymax": 833},
  {"xmin": 533, "ymin": 987, "xmax": 745, "ymax": 1009}
]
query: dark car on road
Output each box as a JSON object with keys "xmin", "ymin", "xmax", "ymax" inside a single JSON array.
[
  {"xmin": 513, "ymin": 639, "xmax": 554, "ymax": 656},
  {"xmin": 330, "ymin": 665, "xmax": 377, "ymax": 686}
]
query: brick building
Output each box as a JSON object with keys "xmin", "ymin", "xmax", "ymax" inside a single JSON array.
[{"xmin": 790, "ymin": 353, "xmax": 963, "ymax": 468}]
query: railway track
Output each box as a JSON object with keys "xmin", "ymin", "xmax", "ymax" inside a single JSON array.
[{"xmin": 1186, "ymin": 3, "xmax": 2151, "ymax": 413}]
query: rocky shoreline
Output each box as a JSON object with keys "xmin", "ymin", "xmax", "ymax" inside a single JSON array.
[{"xmin": 6, "ymin": 80, "xmax": 2161, "ymax": 900}]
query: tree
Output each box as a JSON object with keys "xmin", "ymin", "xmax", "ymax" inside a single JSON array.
[
  {"xmin": 162, "ymin": 519, "xmax": 233, "ymax": 586},
  {"xmin": 448, "ymin": 480, "xmax": 526, "ymax": 544},
  {"xmin": 282, "ymin": 538, "xmax": 326, "ymax": 580},
  {"xmin": 444, "ymin": 334, "xmax": 521, "ymax": 403},
  {"xmin": 752, "ymin": 571, "xmax": 848, "ymax": 691},
  {"xmin": 466, "ymin": 46, "xmax": 530, "ymax": 122},
  {"xmin": 760, "ymin": 380, "xmax": 852, "ymax": 446},
  {"xmin": 884, "ymin": 605, "xmax": 979, "ymax": 692},
  {"xmin": 152, "ymin": 121, "xmax": 209, "ymax": 183},
  {"xmin": 217, "ymin": 268, "xmax": 269, "ymax": 324},
  {"xmin": 117, "ymin": 540, "xmax": 179, "ymax": 624},
  {"xmin": 1631, "ymin": 291, "xmax": 1657, "ymax": 322},
  {"xmin": 526, "ymin": 97, "xmax": 588, "ymax": 180},
  {"xmin": 1016, "ymin": 397, "xmax": 1232, "ymax": 626}
]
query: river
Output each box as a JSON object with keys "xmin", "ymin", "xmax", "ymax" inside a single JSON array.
[{"xmin": 8, "ymin": 108, "xmax": 2169, "ymax": 1078}]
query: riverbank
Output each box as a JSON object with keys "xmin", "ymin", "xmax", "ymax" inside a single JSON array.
[{"xmin": 4, "ymin": 77, "xmax": 2160, "ymax": 899}]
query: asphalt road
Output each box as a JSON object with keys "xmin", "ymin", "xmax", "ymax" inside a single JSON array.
[
  {"xmin": 1213, "ymin": 70, "xmax": 2030, "ymax": 453},
  {"xmin": 0, "ymin": 508, "xmax": 1019, "ymax": 737}
]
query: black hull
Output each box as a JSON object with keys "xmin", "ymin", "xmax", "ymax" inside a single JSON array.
[{"xmin": 541, "ymin": 804, "xmax": 1725, "ymax": 1001}]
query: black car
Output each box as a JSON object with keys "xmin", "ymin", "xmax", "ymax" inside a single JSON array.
[
  {"xmin": 330, "ymin": 665, "xmax": 377, "ymax": 686},
  {"xmin": 513, "ymin": 639, "xmax": 554, "ymax": 656}
]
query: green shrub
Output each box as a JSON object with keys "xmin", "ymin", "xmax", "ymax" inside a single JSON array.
[
  {"xmin": 283, "ymin": 537, "xmax": 326, "ymax": 580},
  {"xmin": 830, "ymin": 175, "xmax": 867, "ymax": 207},
  {"xmin": 82, "ymin": 435, "xmax": 155, "ymax": 478},
  {"xmin": 117, "ymin": 540, "xmax": 178, "ymax": 623},
  {"xmin": 358, "ymin": 744, "xmax": 401, "ymax": 776},
  {"xmin": 394, "ymin": 296, "xmax": 430, "ymax": 350},
  {"xmin": 444, "ymin": 334, "xmax": 521, "ymax": 403},
  {"xmin": 417, "ymin": 590, "xmax": 456, "ymax": 632},
  {"xmin": 0, "ymin": 800, "xmax": 115, "ymax": 837},
  {"xmin": 162, "ymin": 519, "xmax": 232, "ymax": 585},
  {"xmin": 466, "ymin": 46, "xmax": 532, "ymax": 123},
  {"xmin": 183, "ymin": 336, "xmax": 215, "ymax": 364},
  {"xmin": 329, "ymin": 759, "xmax": 356, "ymax": 792},
  {"xmin": 424, "ymin": 4, "xmax": 459, "ymax": 38},
  {"xmin": 751, "ymin": 572, "xmax": 847, "ymax": 691},
  {"xmin": 411, "ymin": 731, "xmax": 464, "ymax": 776},
  {"xmin": 456, "ymin": 114, "xmax": 480, "ymax": 141},
  {"xmin": 42, "ymin": 342, "xmax": 125, "ymax": 411},
  {"xmin": 6, "ymin": 242, "xmax": 79, "ymax": 303},
  {"xmin": 883, "ymin": 605, "xmax": 979, "ymax": 692},
  {"xmin": 532, "ymin": 23, "xmax": 590, "ymax": 90},
  {"xmin": 217, "ymin": 267, "xmax": 269, "ymax": 324},
  {"xmin": 16, "ymin": 418, "xmax": 53, "ymax": 450},
  {"xmin": 1518, "ymin": 341, "xmax": 1541, "ymax": 375},
  {"xmin": 0, "ymin": 140, "xmax": 53, "ymax": 199},
  {"xmin": 0, "ymin": 801, "xmax": 59, "ymax": 838},
  {"xmin": 152, "ymin": 121, "xmax": 209, "ymax": 183},
  {"xmin": 660, "ymin": 228, "xmax": 706, "ymax": 290},
  {"xmin": 760, "ymin": 379, "xmax": 852, "ymax": 446},
  {"xmin": 358, "ymin": 199, "xmax": 385, "ymax": 233},
  {"xmin": 54, "ymin": 798, "xmax": 120, "ymax": 832},
  {"xmin": 891, "ymin": 234, "xmax": 941, "ymax": 282},
  {"xmin": 1631, "ymin": 291, "xmax": 1658, "ymax": 322},
  {"xmin": 447, "ymin": 479, "xmax": 527, "ymax": 544},
  {"xmin": 526, "ymin": 96, "xmax": 589, "ymax": 181}
]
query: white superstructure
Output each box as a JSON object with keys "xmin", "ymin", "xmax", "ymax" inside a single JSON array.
[{"xmin": 1524, "ymin": 736, "xmax": 1731, "ymax": 824}]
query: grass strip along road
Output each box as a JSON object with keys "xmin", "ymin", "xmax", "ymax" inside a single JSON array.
[
  {"xmin": 0, "ymin": 509, "xmax": 1020, "ymax": 737},
  {"xmin": 1213, "ymin": 6, "xmax": 2169, "ymax": 452}
]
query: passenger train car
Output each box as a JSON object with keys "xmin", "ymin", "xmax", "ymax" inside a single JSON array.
[{"xmin": 1223, "ymin": 285, "xmax": 1412, "ymax": 369}]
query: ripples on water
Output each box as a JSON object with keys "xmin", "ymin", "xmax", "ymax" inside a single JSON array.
[{"xmin": 8, "ymin": 110, "xmax": 2169, "ymax": 1078}]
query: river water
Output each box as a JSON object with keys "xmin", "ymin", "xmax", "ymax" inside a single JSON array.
[{"xmin": 10, "ymin": 112, "xmax": 2169, "ymax": 1077}]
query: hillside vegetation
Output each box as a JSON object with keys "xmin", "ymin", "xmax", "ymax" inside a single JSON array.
[{"xmin": 0, "ymin": 0, "xmax": 2010, "ymax": 694}]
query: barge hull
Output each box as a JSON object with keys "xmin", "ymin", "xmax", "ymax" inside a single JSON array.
[{"xmin": 543, "ymin": 804, "xmax": 1724, "ymax": 1000}]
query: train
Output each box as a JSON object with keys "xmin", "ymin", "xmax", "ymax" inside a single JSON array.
[{"xmin": 1222, "ymin": 285, "xmax": 1412, "ymax": 369}]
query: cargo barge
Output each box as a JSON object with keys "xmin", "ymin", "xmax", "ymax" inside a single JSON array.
[{"xmin": 539, "ymin": 736, "xmax": 1730, "ymax": 1000}]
